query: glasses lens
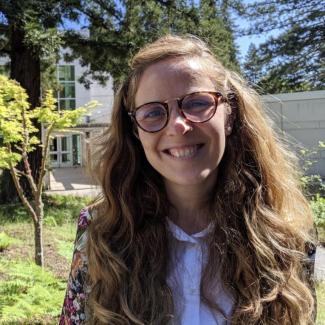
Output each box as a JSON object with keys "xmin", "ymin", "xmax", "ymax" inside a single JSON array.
[
  {"xmin": 182, "ymin": 93, "xmax": 216, "ymax": 122},
  {"xmin": 135, "ymin": 103, "xmax": 167, "ymax": 132}
]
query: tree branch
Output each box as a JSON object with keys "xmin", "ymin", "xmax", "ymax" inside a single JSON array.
[
  {"xmin": 7, "ymin": 146, "xmax": 38, "ymax": 224},
  {"xmin": 37, "ymin": 124, "xmax": 53, "ymax": 195},
  {"xmin": 21, "ymin": 106, "xmax": 38, "ymax": 197}
]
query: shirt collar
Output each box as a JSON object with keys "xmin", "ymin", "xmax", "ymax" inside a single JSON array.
[{"xmin": 166, "ymin": 218, "xmax": 213, "ymax": 244}]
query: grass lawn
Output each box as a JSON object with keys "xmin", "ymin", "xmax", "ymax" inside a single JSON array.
[
  {"xmin": 317, "ymin": 281, "xmax": 325, "ymax": 325},
  {"xmin": 0, "ymin": 194, "xmax": 324, "ymax": 324},
  {"xmin": 0, "ymin": 195, "xmax": 91, "ymax": 324}
]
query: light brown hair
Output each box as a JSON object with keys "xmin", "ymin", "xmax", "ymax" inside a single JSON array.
[{"xmin": 87, "ymin": 35, "xmax": 315, "ymax": 324}]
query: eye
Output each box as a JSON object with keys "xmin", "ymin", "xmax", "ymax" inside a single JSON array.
[
  {"xmin": 182, "ymin": 94, "xmax": 215, "ymax": 112},
  {"xmin": 136, "ymin": 103, "xmax": 167, "ymax": 121}
]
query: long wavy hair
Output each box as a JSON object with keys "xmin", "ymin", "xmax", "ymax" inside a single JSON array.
[{"xmin": 86, "ymin": 35, "xmax": 315, "ymax": 324}]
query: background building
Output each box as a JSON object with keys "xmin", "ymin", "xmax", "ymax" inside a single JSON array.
[
  {"xmin": 263, "ymin": 90, "xmax": 325, "ymax": 177},
  {"xmin": 49, "ymin": 55, "xmax": 114, "ymax": 168}
]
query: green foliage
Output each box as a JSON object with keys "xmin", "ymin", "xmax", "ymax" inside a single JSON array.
[
  {"xmin": 33, "ymin": 90, "xmax": 97, "ymax": 130},
  {"xmin": 298, "ymin": 144, "xmax": 325, "ymax": 199},
  {"xmin": 43, "ymin": 194, "xmax": 92, "ymax": 225},
  {"xmin": 0, "ymin": 0, "xmax": 82, "ymax": 91},
  {"xmin": 301, "ymin": 175, "xmax": 325, "ymax": 199},
  {"xmin": 0, "ymin": 76, "xmax": 95, "ymax": 170},
  {"xmin": 310, "ymin": 195, "xmax": 325, "ymax": 229},
  {"xmin": 0, "ymin": 194, "xmax": 90, "ymax": 323},
  {"xmin": 65, "ymin": 0, "xmax": 239, "ymax": 90},
  {"xmin": 0, "ymin": 204, "xmax": 30, "ymax": 224},
  {"xmin": 242, "ymin": 0, "xmax": 324, "ymax": 93},
  {"xmin": 0, "ymin": 76, "xmax": 37, "ymax": 167},
  {"xmin": 0, "ymin": 232, "xmax": 16, "ymax": 252},
  {"xmin": 0, "ymin": 258, "xmax": 66, "ymax": 324},
  {"xmin": 0, "ymin": 194, "xmax": 91, "ymax": 225},
  {"xmin": 55, "ymin": 239, "xmax": 74, "ymax": 260},
  {"xmin": 0, "ymin": 75, "xmax": 96, "ymax": 201}
]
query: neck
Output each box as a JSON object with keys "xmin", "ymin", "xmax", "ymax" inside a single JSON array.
[{"xmin": 165, "ymin": 178, "xmax": 216, "ymax": 235}]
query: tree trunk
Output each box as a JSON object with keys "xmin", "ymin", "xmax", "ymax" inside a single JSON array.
[
  {"xmin": 34, "ymin": 196, "xmax": 44, "ymax": 266},
  {"xmin": 0, "ymin": 22, "xmax": 42, "ymax": 203},
  {"xmin": 33, "ymin": 219, "xmax": 44, "ymax": 266}
]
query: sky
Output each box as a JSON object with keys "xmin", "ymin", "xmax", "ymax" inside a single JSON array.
[
  {"xmin": 232, "ymin": 9, "xmax": 278, "ymax": 64},
  {"xmin": 236, "ymin": 33, "xmax": 260, "ymax": 63}
]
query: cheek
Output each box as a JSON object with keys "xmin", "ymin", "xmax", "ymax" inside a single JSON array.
[
  {"xmin": 216, "ymin": 102, "xmax": 230, "ymax": 123},
  {"xmin": 208, "ymin": 114, "xmax": 227, "ymax": 139},
  {"xmin": 138, "ymin": 132, "xmax": 158, "ymax": 159}
]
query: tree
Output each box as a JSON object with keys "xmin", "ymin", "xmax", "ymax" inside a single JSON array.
[
  {"xmin": 0, "ymin": 75, "xmax": 96, "ymax": 266},
  {"xmin": 242, "ymin": 0, "xmax": 325, "ymax": 94},
  {"xmin": 198, "ymin": 0, "xmax": 239, "ymax": 72},
  {"xmin": 243, "ymin": 43, "xmax": 263, "ymax": 86},
  {"xmin": 0, "ymin": 0, "xmax": 81, "ymax": 202},
  {"xmin": 63, "ymin": 0, "xmax": 240, "ymax": 91}
]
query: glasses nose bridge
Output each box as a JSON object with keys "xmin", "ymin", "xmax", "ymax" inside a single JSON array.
[{"xmin": 164, "ymin": 97, "xmax": 184, "ymax": 117}]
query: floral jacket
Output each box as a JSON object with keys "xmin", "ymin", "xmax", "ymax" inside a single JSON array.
[
  {"xmin": 59, "ymin": 209, "xmax": 317, "ymax": 325},
  {"xmin": 59, "ymin": 208, "xmax": 91, "ymax": 325}
]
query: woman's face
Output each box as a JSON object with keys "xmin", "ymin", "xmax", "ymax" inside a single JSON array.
[{"xmin": 134, "ymin": 58, "xmax": 231, "ymax": 191}]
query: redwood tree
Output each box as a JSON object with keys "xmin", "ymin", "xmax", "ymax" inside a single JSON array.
[{"xmin": 0, "ymin": 0, "xmax": 81, "ymax": 202}]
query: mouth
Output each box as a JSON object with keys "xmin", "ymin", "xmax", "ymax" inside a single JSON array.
[{"xmin": 163, "ymin": 144, "xmax": 204, "ymax": 159}]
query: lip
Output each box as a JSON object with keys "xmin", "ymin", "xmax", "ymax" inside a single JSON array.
[
  {"xmin": 162, "ymin": 143, "xmax": 204, "ymax": 150},
  {"xmin": 162, "ymin": 143, "xmax": 204, "ymax": 160}
]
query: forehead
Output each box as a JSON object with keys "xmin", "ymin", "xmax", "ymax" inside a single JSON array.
[{"xmin": 134, "ymin": 58, "xmax": 215, "ymax": 106}]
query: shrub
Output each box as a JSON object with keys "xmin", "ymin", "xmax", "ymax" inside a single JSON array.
[
  {"xmin": 301, "ymin": 174, "xmax": 325, "ymax": 199},
  {"xmin": 0, "ymin": 257, "xmax": 66, "ymax": 324},
  {"xmin": 0, "ymin": 194, "xmax": 92, "ymax": 225},
  {"xmin": 311, "ymin": 195, "xmax": 325, "ymax": 229},
  {"xmin": 0, "ymin": 232, "xmax": 15, "ymax": 251}
]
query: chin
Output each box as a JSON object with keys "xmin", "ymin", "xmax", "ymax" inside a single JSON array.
[{"xmin": 164, "ymin": 170, "xmax": 217, "ymax": 187}]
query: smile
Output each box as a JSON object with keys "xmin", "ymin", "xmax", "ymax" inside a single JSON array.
[{"xmin": 164, "ymin": 144, "xmax": 203, "ymax": 159}]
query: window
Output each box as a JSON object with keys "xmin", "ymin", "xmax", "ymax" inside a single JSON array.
[{"xmin": 57, "ymin": 65, "xmax": 76, "ymax": 110}]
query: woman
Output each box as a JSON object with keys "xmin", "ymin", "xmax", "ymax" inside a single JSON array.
[{"xmin": 60, "ymin": 35, "xmax": 316, "ymax": 325}]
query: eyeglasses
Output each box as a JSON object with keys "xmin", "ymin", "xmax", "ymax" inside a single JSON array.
[{"xmin": 128, "ymin": 91, "xmax": 223, "ymax": 133}]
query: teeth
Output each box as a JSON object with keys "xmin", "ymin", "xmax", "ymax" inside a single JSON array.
[{"xmin": 168, "ymin": 145, "xmax": 199, "ymax": 158}]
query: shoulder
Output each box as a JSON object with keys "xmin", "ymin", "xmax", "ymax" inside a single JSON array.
[
  {"xmin": 73, "ymin": 208, "xmax": 93, "ymax": 247},
  {"xmin": 77, "ymin": 208, "xmax": 93, "ymax": 232}
]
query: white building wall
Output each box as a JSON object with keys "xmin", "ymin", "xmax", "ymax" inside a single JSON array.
[
  {"xmin": 58, "ymin": 53, "xmax": 114, "ymax": 123},
  {"xmin": 263, "ymin": 91, "xmax": 325, "ymax": 177},
  {"xmin": 89, "ymin": 77, "xmax": 114, "ymax": 123}
]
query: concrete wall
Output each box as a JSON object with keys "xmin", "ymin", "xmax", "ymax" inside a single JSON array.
[{"xmin": 262, "ymin": 91, "xmax": 325, "ymax": 177}]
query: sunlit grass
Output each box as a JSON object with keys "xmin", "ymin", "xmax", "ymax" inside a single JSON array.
[{"xmin": 316, "ymin": 281, "xmax": 325, "ymax": 324}]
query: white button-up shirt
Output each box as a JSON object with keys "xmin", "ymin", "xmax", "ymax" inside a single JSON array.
[{"xmin": 166, "ymin": 219, "xmax": 234, "ymax": 325}]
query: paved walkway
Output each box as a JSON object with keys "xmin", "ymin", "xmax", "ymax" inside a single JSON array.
[
  {"xmin": 315, "ymin": 246, "xmax": 325, "ymax": 281},
  {"xmin": 44, "ymin": 167, "xmax": 100, "ymax": 197}
]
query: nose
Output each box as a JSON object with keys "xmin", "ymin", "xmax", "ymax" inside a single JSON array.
[{"xmin": 165, "ymin": 102, "xmax": 193, "ymax": 135}]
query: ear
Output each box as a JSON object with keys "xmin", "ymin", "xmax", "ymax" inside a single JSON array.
[
  {"xmin": 225, "ymin": 104, "xmax": 236, "ymax": 136},
  {"xmin": 132, "ymin": 124, "xmax": 140, "ymax": 140},
  {"xmin": 225, "ymin": 90, "xmax": 239, "ymax": 136}
]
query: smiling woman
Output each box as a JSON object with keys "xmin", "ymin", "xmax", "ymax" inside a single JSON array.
[{"xmin": 60, "ymin": 35, "xmax": 317, "ymax": 325}]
